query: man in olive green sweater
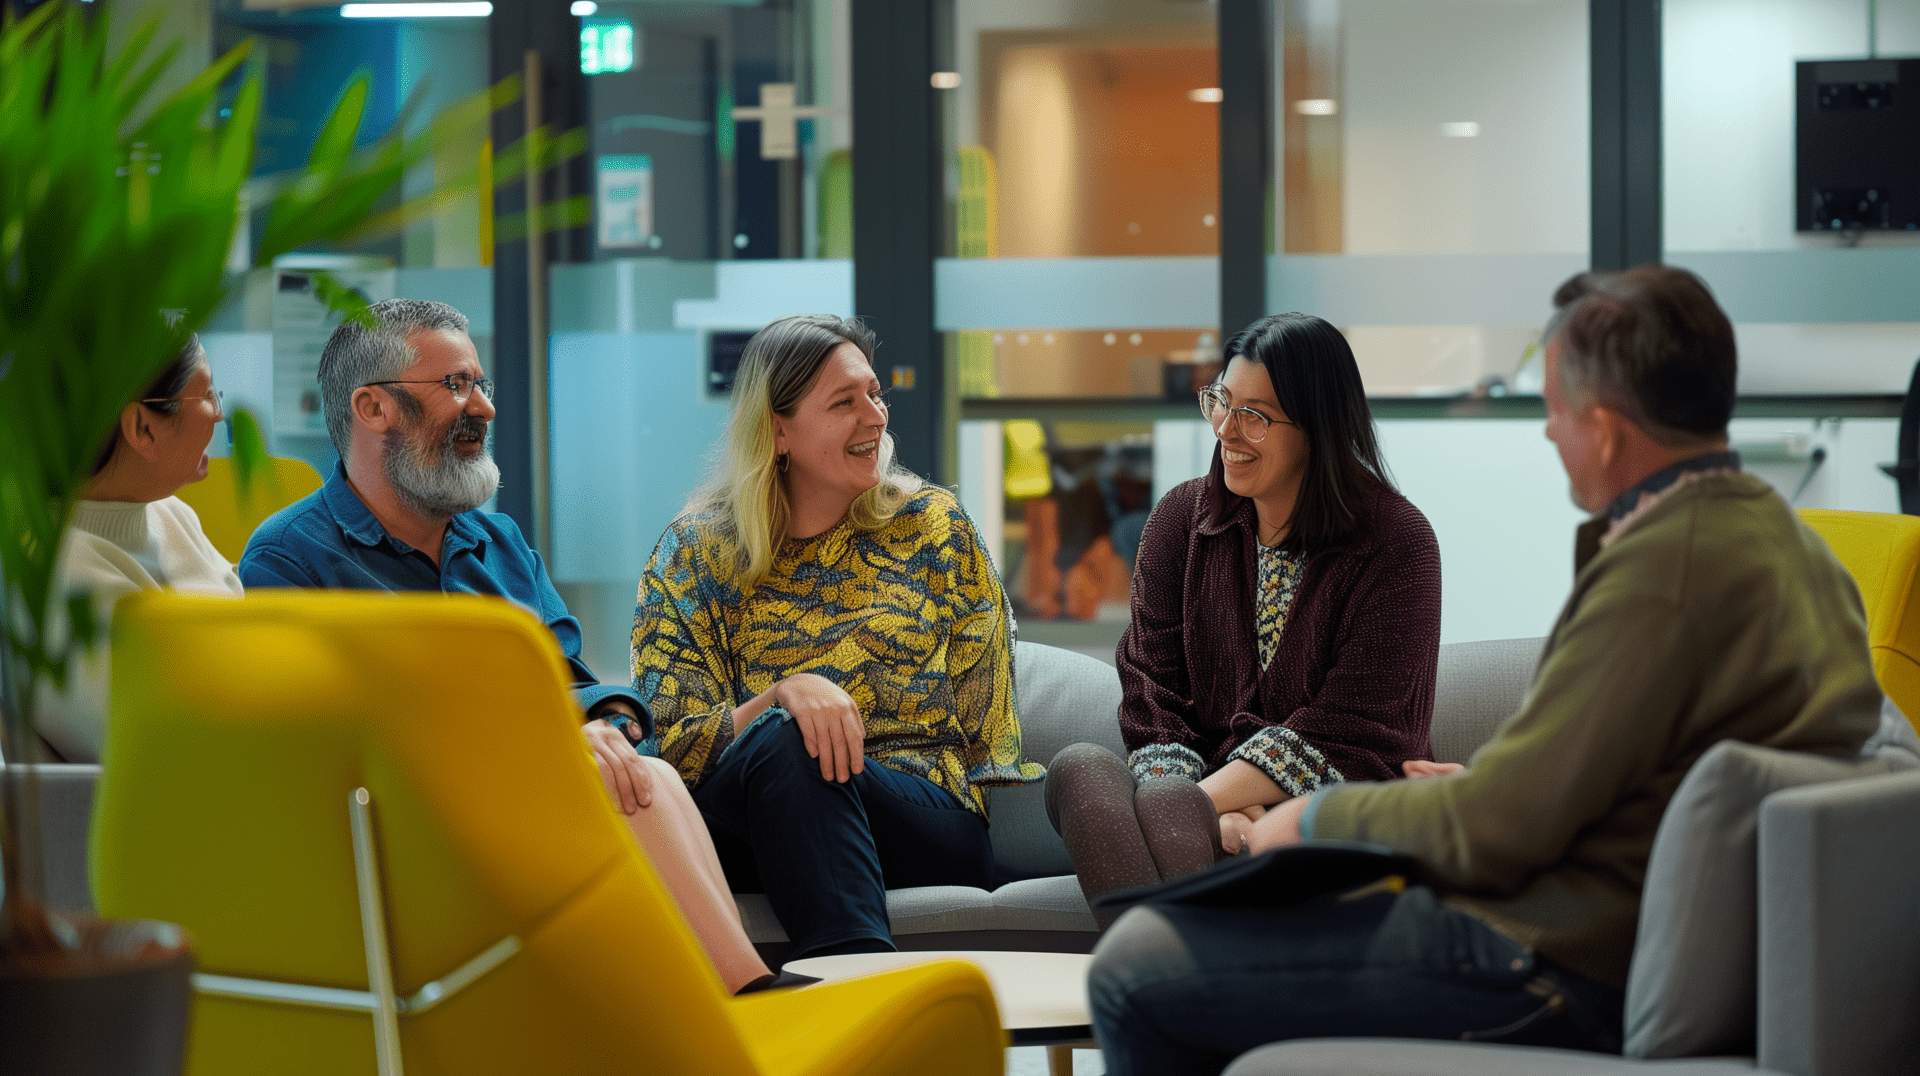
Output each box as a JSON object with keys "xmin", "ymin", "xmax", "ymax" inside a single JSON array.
[{"xmin": 1086, "ymin": 265, "xmax": 1882, "ymax": 1076}]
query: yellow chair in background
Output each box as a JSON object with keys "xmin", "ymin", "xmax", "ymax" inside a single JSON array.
[
  {"xmin": 91, "ymin": 590, "xmax": 1003, "ymax": 1076},
  {"xmin": 1800, "ymin": 509, "xmax": 1920, "ymax": 735},
  {"xmin": 175, "ymin": 455, "xmax": 324, "ymax": 563}
]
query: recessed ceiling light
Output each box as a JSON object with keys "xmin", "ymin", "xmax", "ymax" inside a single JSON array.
[
  {"xmin": 931, "ymin": 72, "xmax": 962, "ymax": 89},
  {"xmin": 1440, "ymin": 121, "xmax": 1480, "ymax": 137},
  {"xmin": 340, "ymin": 2, "xmax": 491, "ymax": 16},
  {"xmin": 1293, "ymin": 98, "xmax": 1337, "ymax": 115},
  {"xmin": 1188, "ymin": 87, "xmax": 1224, "ymax": 103},
  {"xmin": 571, "ymin": 1, "xmax": 597, "ymax": 14}
]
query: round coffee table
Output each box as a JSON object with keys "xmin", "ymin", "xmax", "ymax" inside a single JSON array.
[{"xmin": 783, "ymin": 950, "xmax": 1095, "ymax": 1075}]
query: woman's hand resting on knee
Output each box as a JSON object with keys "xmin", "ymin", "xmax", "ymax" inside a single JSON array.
[
  {"xmin": 773, "ymin": 672, "xmax": 867, "ymax": 783},
  {"xmin": 586, "ymin": 718, "xmax": 656, "ymax": 814}
]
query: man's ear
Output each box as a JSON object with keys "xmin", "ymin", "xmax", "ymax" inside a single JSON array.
[
  {"xmin": 1592, "ymin": 405, "xmax": 1627, "ymax": 471},
  {"xmin": 352, "ymin": 386, "xmax": 397, "ymax": 435},
  {"xmin": 120, "ymin": 402, "xmax": 163, "ymax": 463}
]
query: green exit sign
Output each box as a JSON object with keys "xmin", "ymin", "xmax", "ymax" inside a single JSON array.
[{"xmin": 581, "ymin": 18, "xmax": 635, "ymax": 75}]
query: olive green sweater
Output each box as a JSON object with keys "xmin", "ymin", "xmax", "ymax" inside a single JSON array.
[{"xmin": 1311, "ymin": 471, "xmax": 1881, "ymax": 986}]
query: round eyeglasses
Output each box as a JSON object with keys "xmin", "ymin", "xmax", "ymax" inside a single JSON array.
[
  {"xmin": 1198, "ymin": 385, "xmax": 1292, "ymax": 443},
  {"xmin": 363, "ymin": 372, "xmax": 495, "ymax": 405}
]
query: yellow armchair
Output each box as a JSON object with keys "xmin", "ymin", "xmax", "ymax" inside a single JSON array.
[
  {"xmin": 91, "ymin": 590, "xmax": 1003, "ymax": 1076},
  {"xmin": 1800, "ymin": 509, "xmax": 1920, "ymax": 735},
  {"xmin": 174, "ymin": 455, "xmax": 324, "ymax": 563}
]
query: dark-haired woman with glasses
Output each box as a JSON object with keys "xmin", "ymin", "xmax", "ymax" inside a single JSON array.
[
  {"xmin": 34, "ymin": 335, "xmax": 244, "ymax": 762},
  {"xmin": 1046, "ymin": 313, "xmax": 1443, "ymax": 916}
]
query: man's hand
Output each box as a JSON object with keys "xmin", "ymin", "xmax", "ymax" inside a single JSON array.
[
  {"xmin": 774, "ymin": 673, "xmax": 866, "ymax": 783},
  {"xmin": 1403, "ymin": 760, "xmax": 1465, "ymax": 779},
  {"xmin": 1245, "ymin": 795, "xmax": 1310, "ymax": 854},
  {"xmin": 584, "ymin": 718, "xmax": 653, "ymax": 814}
]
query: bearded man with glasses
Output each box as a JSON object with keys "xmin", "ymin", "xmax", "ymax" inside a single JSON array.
[{"xmin": 239, "ymin": 298, "xmax": 787, "ymax": 994}]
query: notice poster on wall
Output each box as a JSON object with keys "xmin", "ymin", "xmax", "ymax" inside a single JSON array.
[
  {"xmin": 597, "ymin": 155, "xmax": 654, "ymax": 250},
  {"xmin": 271, "ymin": 264, "xmax": 396, "ymax": 437}
]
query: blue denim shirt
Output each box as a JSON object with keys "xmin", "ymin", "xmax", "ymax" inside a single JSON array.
[{"xmin": 238, "ymin": 463, "xmax": 650, "ymax": 738}]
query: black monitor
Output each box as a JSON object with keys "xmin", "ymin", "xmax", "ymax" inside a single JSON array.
[{"xmin": 1796, "ymin": 58, "xmax": 1920, "ymax": 233}]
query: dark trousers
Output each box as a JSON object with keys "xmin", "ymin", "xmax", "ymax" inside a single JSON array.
[
  {"xmin": 692, "ymin": 715, "xmax": 994, "ymax": 961},
  {"xmin": 1088, "ymin": 886, "xmax": 1624, "ymax": 1076}
]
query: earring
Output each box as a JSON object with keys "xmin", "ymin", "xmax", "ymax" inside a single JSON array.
[{"xmin": 776, "ymin": 453, "xmax": 790, "ymax": 473}]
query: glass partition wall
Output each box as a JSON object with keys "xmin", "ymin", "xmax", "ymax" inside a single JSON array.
[
  {"xmin": 1264, "ymin": 0, "xmax": 1596, "ymax": 644},
  {"xmin": 204, "ymin": 0, "xmax": 1920, "ymax": 666},
  {"xmin": 949, "ymin": 0, "xmax": 1599, "ymax": 650},
  {"xmin": 548, "ymin": 0, "xmax": 853, "ymax": 680},
  {"xmin": 941, "ymin": 0, "xmax": 1221, "ymax": 648}
]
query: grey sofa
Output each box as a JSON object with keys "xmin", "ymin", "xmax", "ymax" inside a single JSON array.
[
  {"xmin": 734, "ymin": 636, "xmax": 1545, "ymax": 959},
  {"xmin": 22, "ymin": 636, "xmax": 1920, "ymax": 1076},
  {"xmin": 23, "ymin": 636, "xmax": 1543, "ymax": 949}
]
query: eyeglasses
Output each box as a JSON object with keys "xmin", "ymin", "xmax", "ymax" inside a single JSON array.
[
  {"xmin": 1198, "ymin": 385, "xmax": 1292, "ymax": 443},
  {"xmin": 142, "ymin": 389, "xmax": 225, "ymax": 420},
  {"xmin": 363, "ymin": 372, "xmax": 495, "ymax": 405}
]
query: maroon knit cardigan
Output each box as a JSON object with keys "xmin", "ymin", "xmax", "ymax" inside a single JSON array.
[{"xmin": 1116, "ymin": 462, "xmax": 1442, "ymax": 783}]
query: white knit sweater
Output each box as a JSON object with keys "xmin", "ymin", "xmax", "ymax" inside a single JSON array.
[{"xmin": 31, "ymin": 497, "xmax": 243, "ymax": 762}]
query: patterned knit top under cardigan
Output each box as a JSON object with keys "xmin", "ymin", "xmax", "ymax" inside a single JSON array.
[
  {"xmin": 631, "ymin": 486, "xmax": 1044, "ymax": 817},
  {"xmin": 1118, "ymin": 465, "xmax": 1443, "ymax": 795}
]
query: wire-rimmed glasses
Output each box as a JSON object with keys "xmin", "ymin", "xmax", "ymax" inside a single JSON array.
[
  {"xmin": 363, "ymin": 372, "xmax": 495, "ymax": 405},
  {"xmin": 1197, "ymin": 384, "xmax": 1291, "ymax": 443},
  {"xmin": 142, "ymin": 388, "xmax": 225, "ymax": 420}
]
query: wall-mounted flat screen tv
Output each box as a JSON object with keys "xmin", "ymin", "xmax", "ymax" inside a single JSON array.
[{"xmin": 1796, "ymin": 58, "xmax": 1919, "ymax": 233}]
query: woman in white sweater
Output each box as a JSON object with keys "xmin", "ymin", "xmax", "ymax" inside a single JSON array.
[{"xmin": 37, "ymin": 335, "xmax": 243, "ymax": 761}]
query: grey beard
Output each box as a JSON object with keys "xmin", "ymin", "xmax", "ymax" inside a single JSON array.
[{"xmin": 383, "ymin": 415, "xmax": 500, "ymax": 519}]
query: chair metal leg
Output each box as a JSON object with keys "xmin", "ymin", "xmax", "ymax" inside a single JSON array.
[
  {"xmin": 350, "ymin": 787, "xmax": 405, "ymax": 1076},
  {"xmin": 188, "ymin": 787, "xmax": 519, "ymax": 1073}
]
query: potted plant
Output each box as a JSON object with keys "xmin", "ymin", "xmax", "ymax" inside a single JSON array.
[{"xmin": 0, "ymin": 4, "xmax": 569, "ymax": 1071}]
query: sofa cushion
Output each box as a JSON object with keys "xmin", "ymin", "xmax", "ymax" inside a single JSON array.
[
  {"xmin": 1625, "ymin": 739, "xmax": 1896, "ymax": 1059},
  {"xmin": 0, "ymin": 763, "xmax": 100, "ymax": 914},
  {"xmin": 988, "ymin": 641, "xmax": 1126, "ymax": 881},
  {"xmin": 1431, "ymin": 637, "xmax": 1544, "ymax": 764},
  {"xmin": 733, "ymin": 878, "xmax": 1097, "ymax": 942},
  {"xmin": 989, "ymin": 874, "xmax": 1098, "ymax": 933},
  {"xmin": 1862, "ymin": 696, "xmax": 1920, "ymax": 770}
]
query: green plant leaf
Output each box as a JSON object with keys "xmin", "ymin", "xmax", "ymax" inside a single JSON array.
[
  {"xmin": 65, "ymin": 591, "xmax": 96, "ymax": 653},
  {"xmin": 228, "ymin": 408, "xmax": 273, "ymax": 504},
  {"xmin": 306, "ymin": 271, "xmax": 377, "ymax": 329}
]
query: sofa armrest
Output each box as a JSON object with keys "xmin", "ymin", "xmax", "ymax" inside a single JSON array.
[
  {"xmin": 0, "ymin": 763, "xmax": 102, "ymax": 913},
  {"xmin": 1758, "ymin": 769, "xmax": 1920, "ymax": 1076}
]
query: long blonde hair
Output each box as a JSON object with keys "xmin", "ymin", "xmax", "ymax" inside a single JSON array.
[{"xmin": 684, "ymin": 315, "xmax": 924, "ymax": 591}]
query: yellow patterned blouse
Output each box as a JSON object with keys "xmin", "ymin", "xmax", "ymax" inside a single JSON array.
[{"xmin": 630, "ymin": 486, "xmax": 1044, "ymax": 817}]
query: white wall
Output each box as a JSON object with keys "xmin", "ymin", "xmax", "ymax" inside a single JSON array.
[
  {"xmin": 1665, "ymin": 0, "xmax": 1920, "ymax": 252},
  {"xmin": 1342, "ymin": 0, "xmax": 1589, "ymax": 255}
]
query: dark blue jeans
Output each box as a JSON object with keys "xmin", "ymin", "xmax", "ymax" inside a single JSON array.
[
  {"xmin": 693, "ymin": 715, "xmax": 994, "ymax": 961},
  {"xmin": 1088, "ymin": 886, "xmax": 1624, "ymax": 1076}
]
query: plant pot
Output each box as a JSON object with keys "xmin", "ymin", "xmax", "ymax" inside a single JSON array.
[{"xmin": 0, "ymin": 914, "xmax": 195, "ymax": 1076}]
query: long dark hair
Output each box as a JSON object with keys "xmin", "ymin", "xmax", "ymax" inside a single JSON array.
[
  {"xmin": 1215, "ymin": 313, "xmax": 1394, "ymax": 551},
  {"xmin": 92, "ymin": 334, "xmax": 206, "ymax": 476}
]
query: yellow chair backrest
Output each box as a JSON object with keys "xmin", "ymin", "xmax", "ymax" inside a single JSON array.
[
  {"xmin": 92, "ymin": 591, "xmax": 1000, "ymax": 1076},
  {"xmin": 1004, "ymin": 420, "xmax": 1051, "ymax": 501},
  {"xmin": 1800, "ymin": 509, "xmax": 1920, "ymax": 735},
  {"xmin": 175, "ymin": 456, "xmax": 324, "ymax": 563}
]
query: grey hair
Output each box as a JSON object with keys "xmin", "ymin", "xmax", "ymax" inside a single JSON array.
[{"xmin": 317, "ymin": 298, "xmax": 470, "ymax": 456}]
